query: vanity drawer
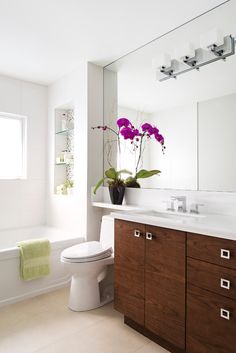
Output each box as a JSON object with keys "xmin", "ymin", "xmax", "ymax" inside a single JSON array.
[
  {"xmin": 187, "ymin": 258, "xmax": 236, "ymax": 300},
  {"xmin": 187, "ymin": 284, "xmax": 236, "ymax": 353},
  {"xmin": 187, "ymin": 233, "xmax": 236, "ymax": 269}
]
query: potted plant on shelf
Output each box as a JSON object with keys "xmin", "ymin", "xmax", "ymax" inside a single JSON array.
[
  {"xmin": 93, "ymin": 167, "xmax": 132, "ymax": 205},
  {"xmin": 64, "ymin": 180, "xmax": 74, "ymax": 195},
  {"xmin": 92, "ymin": 117, "xmax": 165, "ymax": 204}
]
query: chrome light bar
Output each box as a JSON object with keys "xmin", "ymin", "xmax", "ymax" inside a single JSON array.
[{"xmin": 155, "ymin": 35, "xmax": 235, "ymax": 82}]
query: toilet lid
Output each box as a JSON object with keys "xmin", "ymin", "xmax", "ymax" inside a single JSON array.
[{"xmin": 61, "ymin": 241, "xmax": 113, "ymax": 261}]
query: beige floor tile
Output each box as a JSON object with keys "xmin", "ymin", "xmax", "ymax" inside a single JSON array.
[
  {"xmin": 134, "ymin": 341, "xmax": 170, "ymax": 353},
  {"xmin": 0, "ymin": 310, "xmax": 102, "ymax": 353},
  {"xmin": 35, "ymin": 315, "xmax": 150, "ymax": 353},
  {"xmin": 0, "ymin": 287, "xmax": 69, "ymax": 338},
  {"xmin": 0, "ymin": 288, "xmax": 168, "ymax": 353}
]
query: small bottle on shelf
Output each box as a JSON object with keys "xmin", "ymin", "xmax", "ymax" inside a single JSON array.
[{"xmin": 61, "ymin": 113, "xmax": 67, "ymax": 131}]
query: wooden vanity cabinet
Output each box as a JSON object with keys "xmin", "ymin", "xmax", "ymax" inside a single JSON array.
[
  {"xmin": 114, "ymin": 219, "xmax": 186, "ymax": 351},
  {"xmin": 187, "ymin": 284, "xmax": 236, "ymax": 353},
  {"xmin": 186, "ymin": 233, "xmax": 236, "ymax": 353},
  {"xmin": 145, "ymin": 225, "xmax": 186, "ymax": 350},
  {"xmin": 114, "ymin": 220, "xmax": 236, "ymax": 353},
  {"xmin": 114, "ymin": 220, "xmax": 145, "ymax": 325}
]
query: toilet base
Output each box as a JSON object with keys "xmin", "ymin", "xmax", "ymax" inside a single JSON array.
[{"xmin": 68, "ymin": 275, "xmax": 113, "ymax": 311}]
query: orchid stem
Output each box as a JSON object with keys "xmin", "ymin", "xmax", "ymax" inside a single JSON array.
[{"xmin": 135, "ymin": 135, "xmax": 143, "ymax": 175}]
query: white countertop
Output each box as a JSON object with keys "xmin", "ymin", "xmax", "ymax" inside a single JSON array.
[
  {"xmin": 92, "ymin": 202, "xmax": 146, "ymax": 211},
  {"xmin": 111, "ymin": 210, "xmax": 236, "ymax": 241}
]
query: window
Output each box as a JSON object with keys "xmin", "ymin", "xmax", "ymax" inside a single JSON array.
[{"xmin": 0, "ymin": 113, "xmax": 27, "ymax": 179}]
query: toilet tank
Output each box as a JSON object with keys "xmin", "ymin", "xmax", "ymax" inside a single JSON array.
[{"xmin": 100, "ymin": 215, "xmax": 114, "ymax": 250}]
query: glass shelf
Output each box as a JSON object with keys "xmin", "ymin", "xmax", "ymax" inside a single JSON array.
[
  {"xmin": 55, "ymin": 162, "xmax": 74, "ymax": 166},
  {"xmin": 55, "ymin": 129, "xmax": 74, "ymax": 135}
]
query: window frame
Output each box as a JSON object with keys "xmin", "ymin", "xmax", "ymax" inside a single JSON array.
[{"xmin": 0, "ymin": 112, "xmax": 27, "ymax": 180}]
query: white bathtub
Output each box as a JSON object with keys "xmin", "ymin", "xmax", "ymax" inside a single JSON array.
[{"xmin": 0, "ymin": 226, "xmax": 84, "ymax": 307}]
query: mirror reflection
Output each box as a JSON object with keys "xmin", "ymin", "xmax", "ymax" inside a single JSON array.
[{"xmin": 103, "ymin": 2, "xmax": 236, "ymax": 191}]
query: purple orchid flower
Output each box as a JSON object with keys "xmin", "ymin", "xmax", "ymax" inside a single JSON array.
[
  {"xmin": 117, "ymin": 117, "xmax": 131, "ymax": 129},
  {"xmin": 141, "ymin": 123, "xmax": 153, "ymax": 133},
  {"xmin": 155, "ymin": 133, "xmax": 164, "ymax": 145},
  {"xmin": 141, "ymin": 123, "xmax": 160, "ymax": 136},
  {"xmin": 120, "ymin": 127, "xmax": 139, "ymax": 140}
]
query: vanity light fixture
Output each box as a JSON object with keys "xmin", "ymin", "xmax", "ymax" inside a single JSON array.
[
  {"xmin": 200, "ymin": 28, "xmax": 224, "ymax": 51},
  {"xmin": 180, "ymin": 43, "xmax": 198, "ymax": 68},
  {"xmin": 152, "ymin": 53, "xmax": 176, "ymax": 78},
  {"xmin": 154, "ymin": 31, "xmax": 235, "ymax": 82}
]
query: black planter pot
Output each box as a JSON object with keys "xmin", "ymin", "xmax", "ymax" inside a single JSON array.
[{"xmin": 109, "ymin": 185, "xmax": 125, "ymax": 205}]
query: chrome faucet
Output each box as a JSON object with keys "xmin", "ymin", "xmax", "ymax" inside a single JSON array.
[
  {"xmin": 190, "ymin": 203, "xmax": 204, "ymax": 214},
  {"xmin": 166, "ymin": 197, "xmax": 176, "ymax": 212},
  {"xmin": 171, "ymin": 196, "xmax": 187, "ymax": 213}
]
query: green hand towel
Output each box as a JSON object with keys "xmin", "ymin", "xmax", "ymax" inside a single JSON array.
[{"xmin": 17, "ymin": 238, "xmax": 51, "ymax": 281}]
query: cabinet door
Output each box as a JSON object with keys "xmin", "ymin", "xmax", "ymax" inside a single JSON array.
[
  {"xmin": 145, "ymin": 226, "xmax": 186, "ymax": 349},
  {"xmin": 187, "ymin": 284, "xmax": 236, "ymax": 353},
  {"xmin": 114, "ymin": 219, "xmax": 145, "ymax": 325}
]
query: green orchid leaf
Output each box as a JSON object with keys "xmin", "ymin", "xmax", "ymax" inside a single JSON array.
[
  {"xmin": 105, "ymin": 168, "xmax": 117, "ymax": 180},
  {"xmin": 125, "ymin": 176, "xmax": 135, "ymax": 183},
  {"xmin": 93, "ymin": 177, "xmax": 106, "ymax": 194},
  {"xmin": 125, "ymin": 176, "xmax": 141, "ymax": 188},
  {"xmin": 135, "ymin": 169, "xmax": 161, "ymax": 179},
  {"xmin": 117, "ymin": 169, "xmax": 132, "ymax": 176}
]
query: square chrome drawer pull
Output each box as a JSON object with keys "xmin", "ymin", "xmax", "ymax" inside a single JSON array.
[
  {"xmin": 134, "ymin": 230, "xmax": 141, "ymax": 237},
  {"xmin": 146, "ymin": 232, "xmax": 153, "ymax": 240},
  {"xmin": 220, "ymin": 308, "xmax": 230, "ymax": 320},
  {"xmin": 220, "ymin": 249, "xmax": 230, "ymax": 259},
  {"xmin": 220, "ymin": 278, "xmax": 231, "ymax": 290}
]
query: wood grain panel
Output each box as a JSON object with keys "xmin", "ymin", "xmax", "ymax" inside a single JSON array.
[
  {"xmin": 187, "ymin": 257, "xmax": 236, "ymax": 300},
  {"xmin": 145, "ymin": 225, "xmax": 186, "ymax": 350},
  {"xmin": 187, "ymin": 233, "xmax": 236, "ymax": 269},
  {"xmin": 187, "ymin": 284, "xmax": 236, "ymax": 353},
  {"xmin": 114, "ymin": 219, "xmax": 145, "ymax": 325},
  {"xmin": 125, "ymin": 316, "xmax": 185, "ymax": 353}
]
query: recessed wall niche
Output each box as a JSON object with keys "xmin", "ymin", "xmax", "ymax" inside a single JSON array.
[{"xmin": 54, "ymin": 107, "xmax": 74, "ymax": 195}]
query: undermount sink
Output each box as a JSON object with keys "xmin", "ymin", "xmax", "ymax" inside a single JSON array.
[
  {"xmin": 132, "ymin": 209, "xmax": 205, "ymax": 223},
  {"xmin": 154, "ymin": 210, "xmax": 205, "ymax": 218},
  {"xmin": 132, "ymin": 210, "xmax": 185, "ymax": 223}
]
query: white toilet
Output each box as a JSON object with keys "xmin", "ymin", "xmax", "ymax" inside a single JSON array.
[{"xmin": 61, "ymin": 215, "xmax": 114, "ymax": 311}]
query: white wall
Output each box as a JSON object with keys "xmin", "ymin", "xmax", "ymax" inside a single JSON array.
[
  {"xmin": 103, "ymin": 69, "xmax": 117, "ymax": 172},
  {"xmin": 0, "ymin": 75, "xmax": 47, "ymax": 229},
  {"xmin": 87, "ymin": 63, "xmax": 104, "ymax": 240},
  {"xmin": 150, "ymin": 104, "xmax": 198, "ymax": 190},
  {"xmin": 47, "ymin": 63, "xmax": 103, "ymax": 240},
  {"xmin": 199, "ymin": 93, "xmax": 236, "ymax": 192}
]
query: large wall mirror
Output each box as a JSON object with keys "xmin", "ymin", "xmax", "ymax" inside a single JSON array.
[{"xmin": 103, "ymin": 1, "xmax": 236, "ymax": 192}]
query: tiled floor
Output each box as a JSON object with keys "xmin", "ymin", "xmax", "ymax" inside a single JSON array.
[{"xmin": 0, "ymin": 287, "xmax": 169, "ymax": 353}]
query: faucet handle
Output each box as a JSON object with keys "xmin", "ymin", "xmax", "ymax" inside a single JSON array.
[
  {"xmin": 163, "ymin": 199, "xmax": 176, "ymax": 212},
  {"xmin": 166, "ymin": 197, "xmax": 176, "ymax": 212},
  {"xmin": 190, "ymin": 203, "xmax": 204, "ymax": 214},
  {"xmin": 171, "ymin": 196, "xmax": 187, "ymax": 213}
]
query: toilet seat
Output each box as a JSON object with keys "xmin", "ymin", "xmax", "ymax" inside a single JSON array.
[{"xmin": 61, "ymin": 241, "xmax": 113, "ymax": 263}]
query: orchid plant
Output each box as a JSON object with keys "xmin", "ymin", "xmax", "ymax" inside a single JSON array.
[
  {"xmin": 92, "ymin": 117, "xmax": 165, "ymax": 193},
  {"xmin": 117, "ymin": 117, "xmax": 165, "ymax": 187}
]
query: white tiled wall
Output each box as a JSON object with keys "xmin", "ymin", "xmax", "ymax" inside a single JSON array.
[{"xmin": 0, "ymin": 75, "xmax": 47, "ymax": 229}]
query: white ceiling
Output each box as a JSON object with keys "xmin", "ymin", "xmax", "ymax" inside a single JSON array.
[
  {"xmin": 107, "ymin": 1, "xmax": 236, "ymax": 112},
  {"xmin": 0, "ymin": 0, "xmax": 226, "ymax": 85}
]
